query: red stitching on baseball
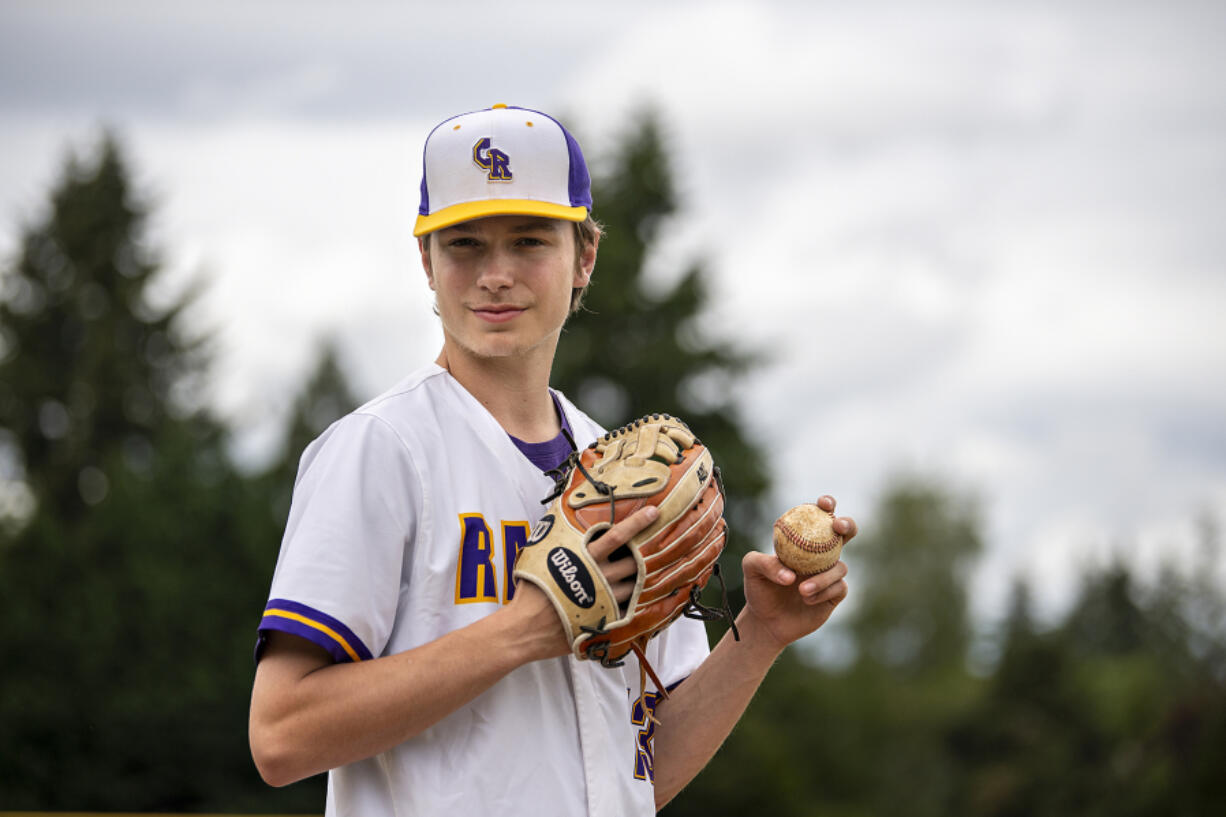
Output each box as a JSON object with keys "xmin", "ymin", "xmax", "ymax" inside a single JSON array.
[{"xmin": 774, "ymin": 520, "xmax": 840, "ymax": 553}]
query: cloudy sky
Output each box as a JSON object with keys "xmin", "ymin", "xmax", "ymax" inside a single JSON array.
[{"xmin": 3, "ymin": 0, "xmax": 1224, "ymax": 630}]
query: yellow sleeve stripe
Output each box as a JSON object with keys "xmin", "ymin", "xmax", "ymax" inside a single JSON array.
[{"xmin": 262, "ymin": 609, "xmax": 363, "ymax": 663}]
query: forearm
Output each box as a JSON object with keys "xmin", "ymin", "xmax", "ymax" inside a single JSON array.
[
  {"xmin": 651, "ymin": 550, "xmax": 851, "ymax": 809},
  {"xmin": 650, "ymin": 611, "xmax": 785, "ymax": 809},
  {"xmin": 250, "ymin": 601, "xmax": 561, "ymax": 786}
]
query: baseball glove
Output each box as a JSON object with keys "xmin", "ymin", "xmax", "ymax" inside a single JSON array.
[{"xmin": 513, "ymin": 413, "xmax": 739, "ymax": 697}]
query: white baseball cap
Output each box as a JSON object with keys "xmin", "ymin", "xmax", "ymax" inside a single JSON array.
[{"xmin": 413, "ymin": 104, "xmax": 592, "ymax": 237}]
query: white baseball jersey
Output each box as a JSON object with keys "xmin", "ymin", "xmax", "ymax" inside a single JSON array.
[{"xmin": 257, "ymin": 363, "xmax": 711, "ymax": 817}]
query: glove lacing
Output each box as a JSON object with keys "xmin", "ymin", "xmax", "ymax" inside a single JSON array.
[{"xmin": 545, "ymin": 418, "xmax": 742, "ymax": 713}]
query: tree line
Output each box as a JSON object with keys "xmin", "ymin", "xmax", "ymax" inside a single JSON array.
[{"xmin": 1, "ymin": 117, "xmax": 1222, "ymax": 815}]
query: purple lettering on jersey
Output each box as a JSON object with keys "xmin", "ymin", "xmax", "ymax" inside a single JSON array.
[
  {"xmin": 502, "ymin": 521, "xmax": 530, "ymax": 602},
  {"xmin": 455, "ymin": 514, "xmax": 498, "ymax": 604},
  {"xmin": 631, "ymin": 689, "xmax": 664, "ymax": 782}
]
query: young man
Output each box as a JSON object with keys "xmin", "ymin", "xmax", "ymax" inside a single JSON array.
[{"xmin": 249, "ymin": 104, "xmax": 854, "ymax": 816}]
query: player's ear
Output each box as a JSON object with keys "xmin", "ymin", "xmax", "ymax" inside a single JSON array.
[
  {"xmin": 418, "ymin": 236, "xmax": 436, "ymax": 290},
  {"xmin": 574, "ymin": 231, "xmax": 598, "ymax": 288}
]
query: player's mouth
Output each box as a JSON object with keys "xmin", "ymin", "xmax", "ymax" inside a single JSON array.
[{"xmin": 471, "ymin": 304, "xmax": 526, "ymax": 324}]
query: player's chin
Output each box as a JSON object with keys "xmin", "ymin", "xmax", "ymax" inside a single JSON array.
[{"xmin": 462, "ymin": 333, "xmax": 529, "ymax": 359}]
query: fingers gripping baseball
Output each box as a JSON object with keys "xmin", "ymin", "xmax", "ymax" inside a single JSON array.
[
  {"xmin": 773, "ymin": 496, "xmax": 857, "ymax": 577},
  {"xmin": 819, "ymin": 494, "xmax": 858, "ymax": 540},
  {"xmin": 742, "ymin": 495, "xmax": 856, "ymax": 649},
  {"xmin": 742, "ymin": 552, "xmax": 848, "ymax": 649}
]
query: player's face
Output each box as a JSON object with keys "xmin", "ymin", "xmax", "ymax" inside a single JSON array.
[{"xmin": 422, "ymin": 215, "xmax": 595, "ymax": 363}]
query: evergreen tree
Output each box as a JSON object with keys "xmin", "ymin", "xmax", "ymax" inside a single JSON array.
[
  {"xmin": 552, "ymin": 109, "xmax": 772, "ymax": 585},
  {"xmin": 666, "ymin": 475, "xmax": 988, "ymax": 817},
  {"xmin": 847, "ymin": 475, "xmax": 983, "ymax": 677},
  {"xmin": 0, "ymin": 133, "xmax": 208, "ymax": 522},
  {"xmin": 260, "ymin": 338, "xmax": 362, "ymax": 528},
  {"xmin": 1063, "ymin": 562, "xmax": 1150, "ymax": 656},
  {"xmin": 0, "ymin": 134, "xmax": 309, "ymax": 810},
  {"xmin": 947, "ymin": 557, "xmax": 1226, "ymax": 817},
  {"xmin": 995, "ymin": 578, "xmax": 1038, "ymax": 657}
]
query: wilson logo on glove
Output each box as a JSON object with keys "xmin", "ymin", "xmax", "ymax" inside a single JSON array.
[
  {"xmin": 528, "ymin": 513, "xmax": 555, "ymax": 545},
  {"xmin": 547, "ymin": 547, "xmax": 597, "ymax": 608}
]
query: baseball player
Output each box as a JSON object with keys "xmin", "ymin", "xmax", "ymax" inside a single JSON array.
[{"xmin": 248, "ymin": 104, "xmax": 854, "ymax": 816}]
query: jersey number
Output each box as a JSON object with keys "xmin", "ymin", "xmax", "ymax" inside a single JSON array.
[{"xmin": 454, "ymin": 515, "xmax": 530, "ymax": 605}]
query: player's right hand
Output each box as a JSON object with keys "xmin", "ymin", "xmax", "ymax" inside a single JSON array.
[
  {"xmin": 586, "ymin": 505, "xmax": 659, "ymax": 606},
  {"xmin": 505, "ymin": 504, "xmax": 660, "ymax": 659}
]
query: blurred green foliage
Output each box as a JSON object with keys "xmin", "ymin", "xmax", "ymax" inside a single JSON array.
[
  {"xmin": 0, "ymin": 135, "xmax": 326, "ymax": 811},
  {"xmin": 1, "ymin": 123, "xmax": 1223, "ymax": 815},
  {"xmin": 551, "ymin": 107, "xmax": 772, "ymax": 582}
]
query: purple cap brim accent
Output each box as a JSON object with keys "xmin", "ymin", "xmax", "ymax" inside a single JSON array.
[{"xmin": 256, "ymin": 598, "xmax": 373, "ymax": 664}]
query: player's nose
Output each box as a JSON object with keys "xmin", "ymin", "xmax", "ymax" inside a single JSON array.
[{"xmin": 474, "ymin": 248, "xmax": 516, "ymax": 290}]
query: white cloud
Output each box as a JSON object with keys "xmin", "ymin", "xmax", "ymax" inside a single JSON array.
[
  {"xmin": 1, "ymin": 0, "xmax": 1224, "ymax": 625},
  {"xmin": 119, "ymin": 119, "xmax": 445, "ymax": 455}
]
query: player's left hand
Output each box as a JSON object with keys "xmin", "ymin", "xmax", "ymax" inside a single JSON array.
[{"xmin": 739, "ymin": 495, "xmax": 854, "ymax": 651}]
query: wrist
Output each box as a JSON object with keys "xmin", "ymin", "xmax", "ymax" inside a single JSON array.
[
  {"xmin": 495, "ymin": 587, "xmax": 570, "ymax": 663},
  {"xmin": 729, "ymin": 607, "xmax": 789, "ymax": 664}
]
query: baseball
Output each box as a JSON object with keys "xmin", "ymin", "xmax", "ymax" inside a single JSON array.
[{"xmin": 773, "ymin": 503, "xmax": 845, "ymax": 575}]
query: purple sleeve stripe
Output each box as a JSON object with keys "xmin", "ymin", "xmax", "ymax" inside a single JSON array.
[
  {"xmin": 257, "ymin": 616, "xmax": 356, "ymax": 664},
  {"xmin": 259, "ymin": 599, "xmax": 373, "ymax": 663}
]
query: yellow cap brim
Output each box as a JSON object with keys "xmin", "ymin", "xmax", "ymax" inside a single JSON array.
[{"xmin": 413, "ymin": 199, "xmax": 588, "ymax": 237}]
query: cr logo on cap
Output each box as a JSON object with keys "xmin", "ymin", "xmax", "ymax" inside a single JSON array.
[{"xmin": 472, "ymin": 138, "xmax": 512, "ymax": 182}]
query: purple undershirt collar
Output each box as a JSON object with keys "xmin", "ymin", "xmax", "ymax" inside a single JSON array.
[{"xmin": 508, "ymin": 391, "xmax": 575, "ymax": 474}]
